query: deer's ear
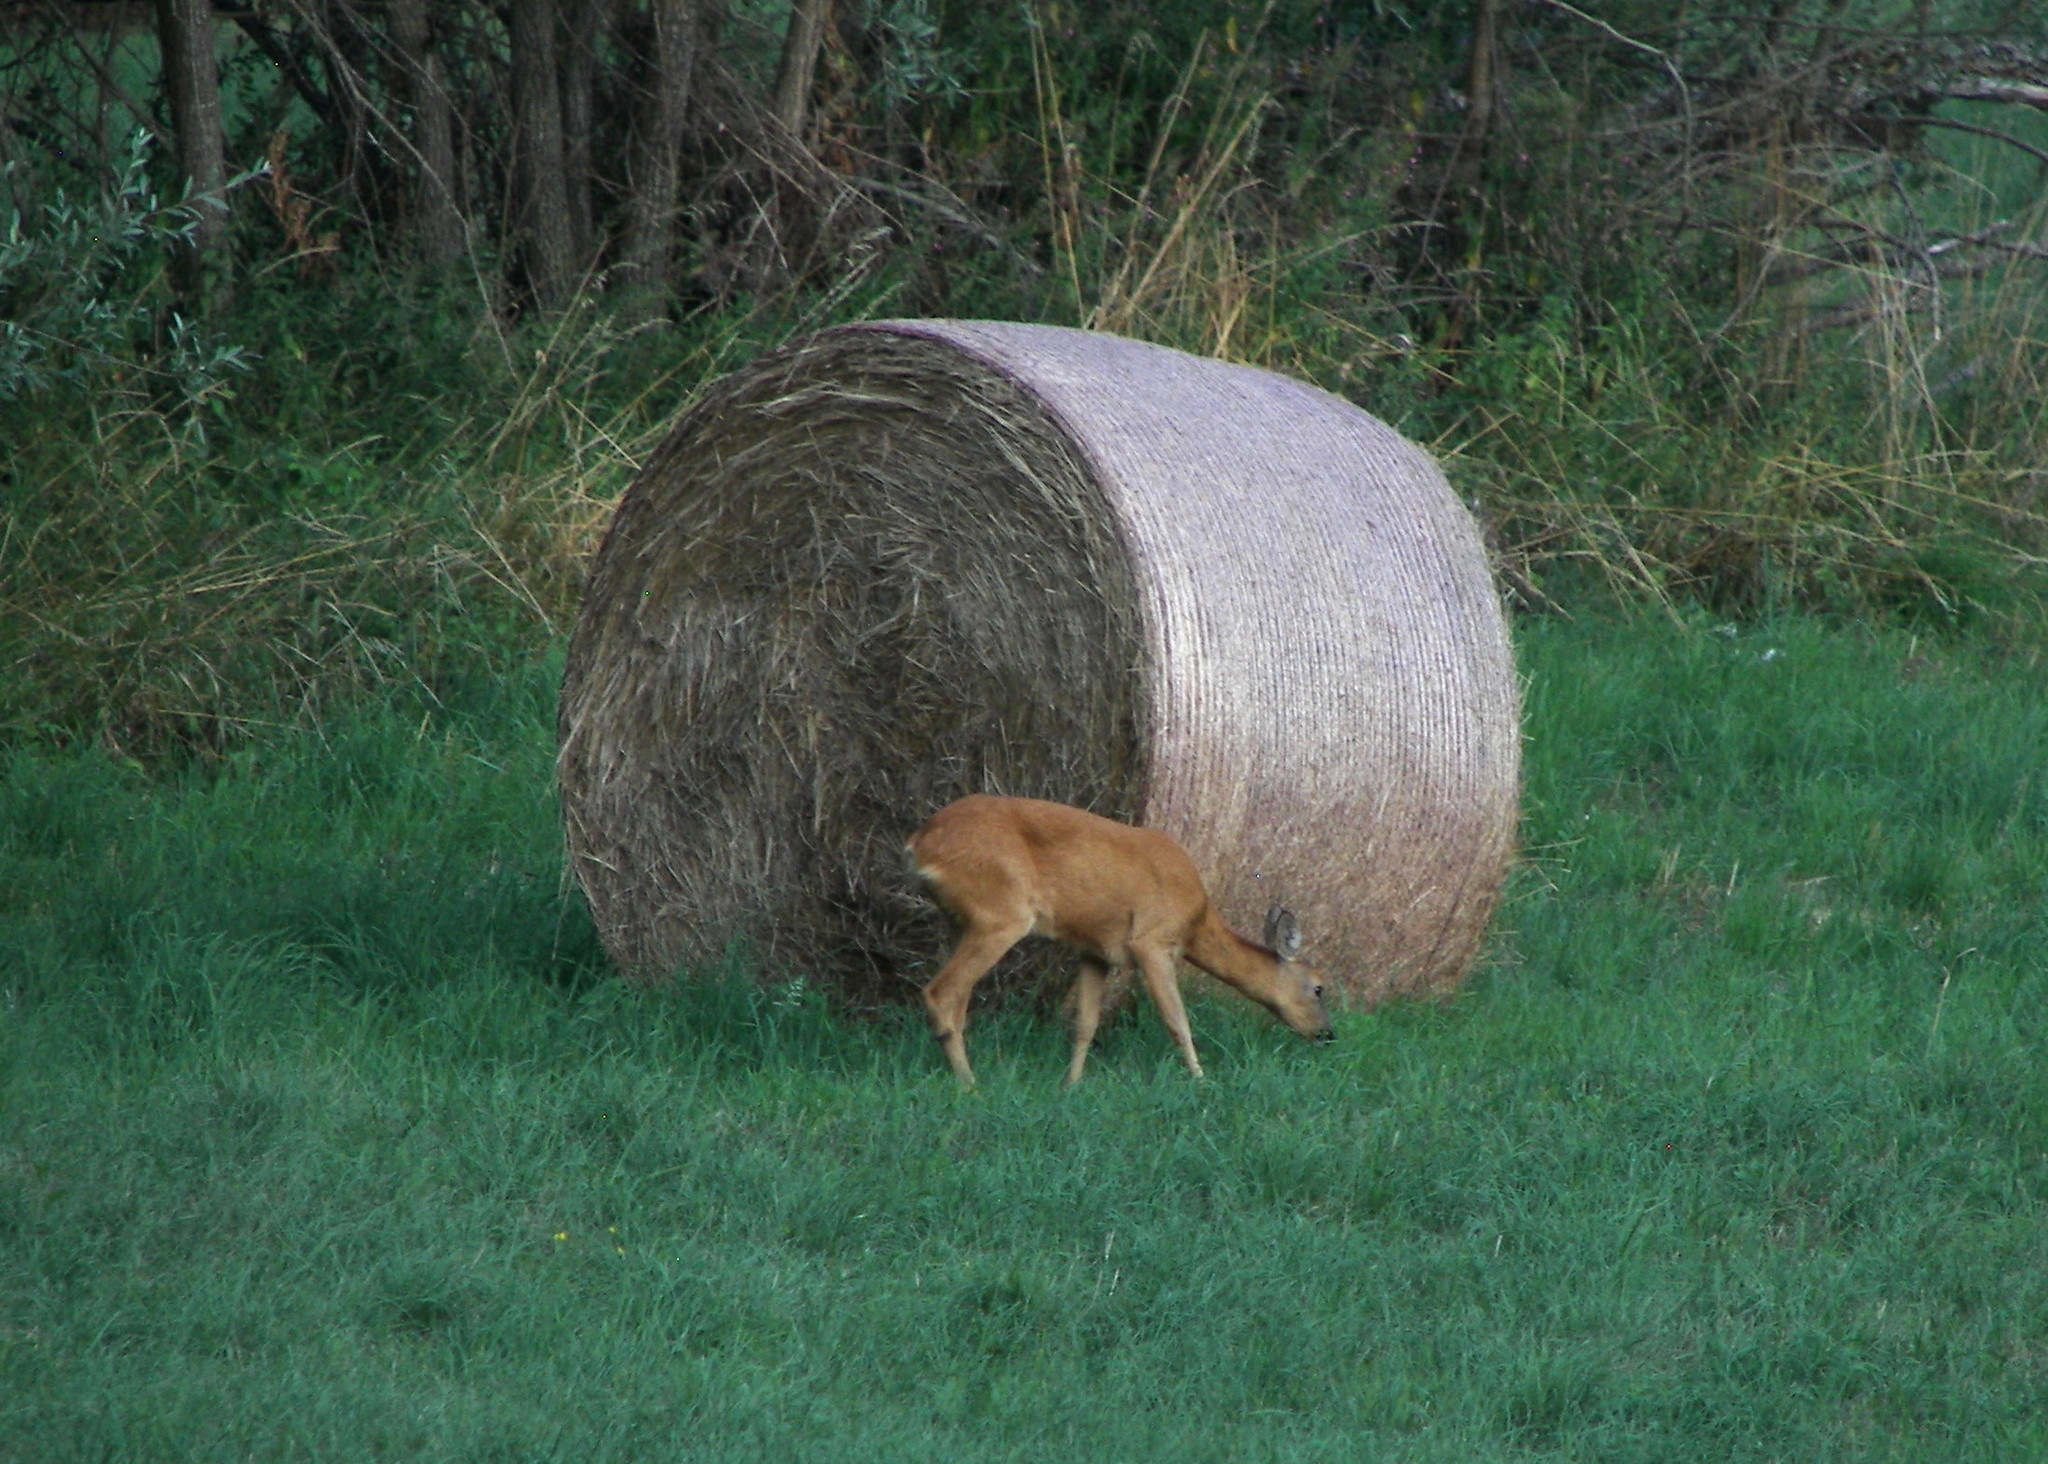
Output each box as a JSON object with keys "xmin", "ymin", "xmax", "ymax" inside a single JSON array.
[{"xmin": 1264, "ymin": 905, "xmax": 1303, "ymax": 960}]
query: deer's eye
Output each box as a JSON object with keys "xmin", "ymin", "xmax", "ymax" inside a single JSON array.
[{"xmin": 1312, "ymin": 984, "xmax": 1325, "ymax": 999}]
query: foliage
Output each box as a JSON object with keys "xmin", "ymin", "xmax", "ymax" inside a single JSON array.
[
  {"xmin": 3, "ymin": 616, "xmax": 2045, "ymax": 1459},
  {"xmin": 0, "ymin": 130, "xmax": 250, "ymax": 411}
]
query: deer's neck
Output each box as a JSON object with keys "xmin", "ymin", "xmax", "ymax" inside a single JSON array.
[{"xmin": 1184, "ymin": 907, "xmax": 1281, "ymax": 997}]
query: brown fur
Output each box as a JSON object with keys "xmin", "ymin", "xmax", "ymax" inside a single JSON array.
[{"xmin": 908, "ymin": 794, "xmax": 1334, "ymax": 1086}]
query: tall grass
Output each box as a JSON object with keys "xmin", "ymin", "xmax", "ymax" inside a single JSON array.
[{"xmin": 4, "ymin": 614, "xmax": 2044, "ymax": 1461}]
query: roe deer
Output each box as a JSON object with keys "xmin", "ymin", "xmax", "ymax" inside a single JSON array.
[{"xmin": 906, "ymin": 794, "xmax": 1334, "ymax": 1086}]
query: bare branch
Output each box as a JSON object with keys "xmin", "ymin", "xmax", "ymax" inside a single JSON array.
[
  {"xmin": 1890, "ymin": 113, "xmax": 2048, "ymax": 172},
  {"xmin": 1939, "ymin": 78, "xmax": 2048, "ymax": 112}
]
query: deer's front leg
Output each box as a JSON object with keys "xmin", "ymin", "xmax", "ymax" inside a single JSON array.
[
  {"xmin": 921, "ymin": 921, "xmax": 1027, "ymax": 1087},
  {"xmin": 1066, "ymin": 957, "xmax": 1113, "ymax": 1087},
  {"xmin": 1136, "ymin": 947, "xmax": 1204, "ymax": 1079}
]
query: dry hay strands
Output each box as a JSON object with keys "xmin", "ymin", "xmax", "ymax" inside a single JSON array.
[{"xmin": 558, "ymin": 321, "xmax": 1520, "ymax": 1008}]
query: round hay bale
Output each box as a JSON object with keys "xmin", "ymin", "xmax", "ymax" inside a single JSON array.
[{"xmin": 557, "ymin": 321, "xmax": 1519, "ymax": 1006}]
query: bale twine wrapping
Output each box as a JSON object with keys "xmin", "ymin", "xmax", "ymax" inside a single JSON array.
[{"xmin": 558, "ymin": 321, "xmax": 1520, "ymax": 1005}]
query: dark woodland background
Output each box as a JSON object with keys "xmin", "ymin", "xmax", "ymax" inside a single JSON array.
[{"xmin": 4, "ymin": 0, "xmax": 2047, "ymax": 754}]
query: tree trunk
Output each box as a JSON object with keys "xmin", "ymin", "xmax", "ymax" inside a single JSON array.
[
  {"xmin": 387, "ymin": 0, "xmax": 464, "ymax": 266},
  {"xmin": 616, "ymin": 0, "xmax": 699, "ymax": 314},
  {"xmin": 559, "ymin": 0, "xmax": 610, "ymax": 270},
  {"xmin": 153, "ymin": 0, "xmax": 230, "ymax": 309},
  {"xmin": 1462, "ymin": 0, "xmax": 1500, "ymax": 157},
  {"xmin": 770, "ymin": 0, "xmax": 829, "ymax": 141},
  {"xmin": 508, "ymin": 0, "xmax": 577, "ymax": 307}
]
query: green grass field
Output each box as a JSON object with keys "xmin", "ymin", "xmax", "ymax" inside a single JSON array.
[{"xmin": 3, "ymin": 613, "xmax": 2045, "ymax": 1462}]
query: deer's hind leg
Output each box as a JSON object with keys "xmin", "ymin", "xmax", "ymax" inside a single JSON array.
[{"xmin": 922, "ymin": 918, "xmax": 1030, "ymax": 1087}]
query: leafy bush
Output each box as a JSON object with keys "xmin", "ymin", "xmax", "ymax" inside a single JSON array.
[{"xmin": 0, "ymin": 130, "xmax": 250, "ymax": 414}]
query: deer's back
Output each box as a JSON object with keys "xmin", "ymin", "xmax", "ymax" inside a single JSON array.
[{"xmin": 909, "ymin": 795, "xmax": 1209, "ymax": 957}]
